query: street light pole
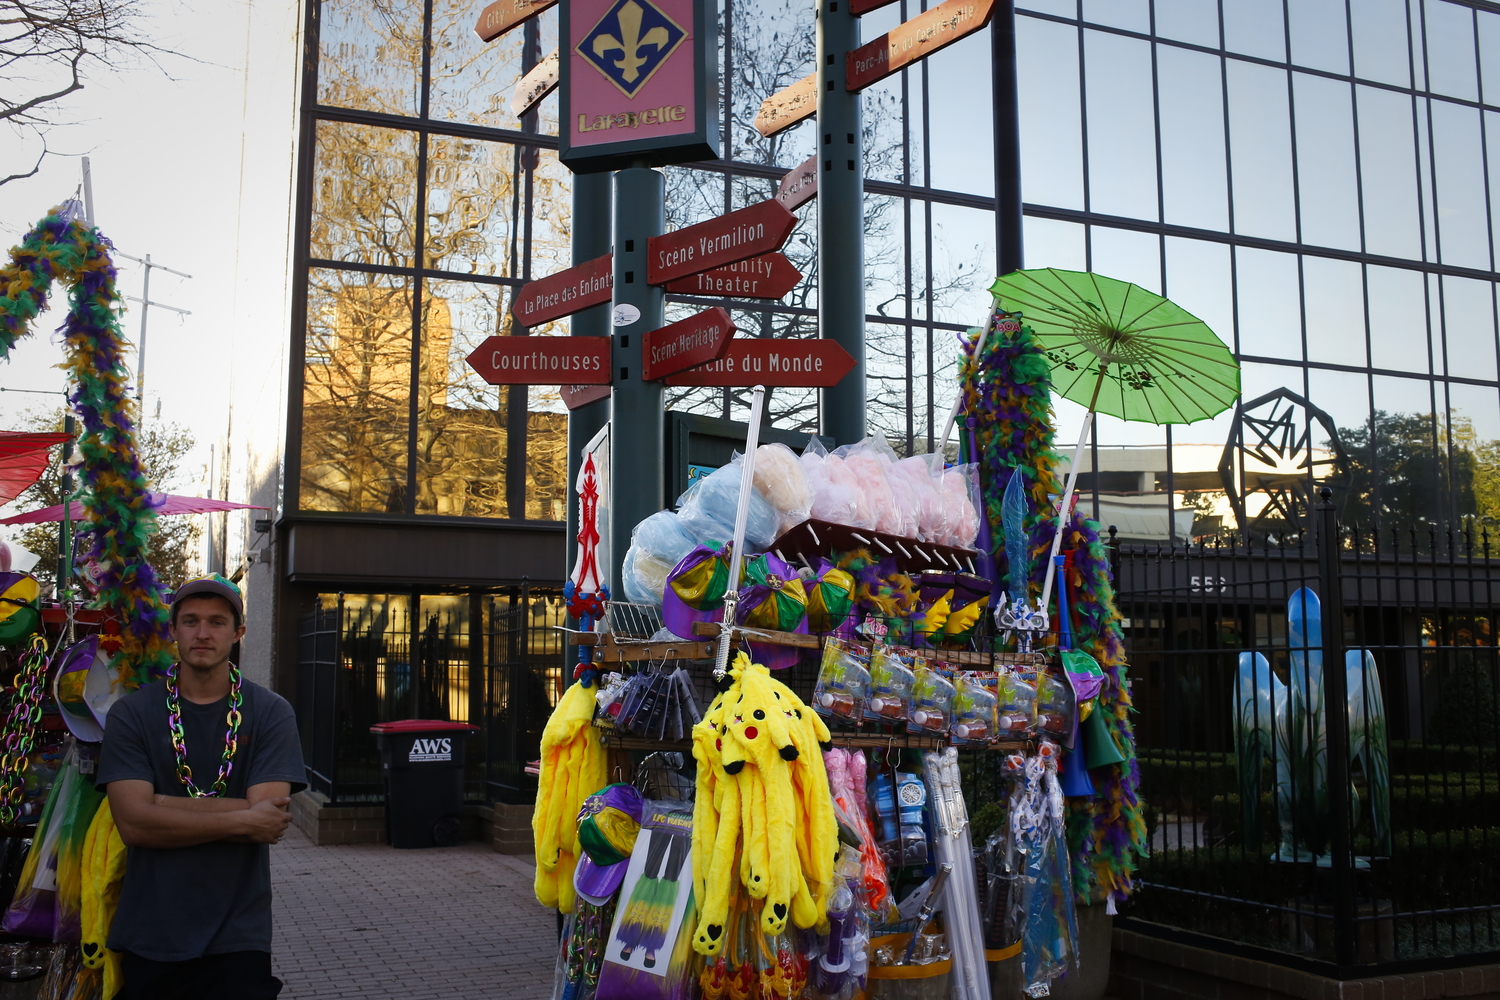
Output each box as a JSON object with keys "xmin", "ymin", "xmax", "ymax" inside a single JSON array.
[{"xmin": 116, "ymin": 251, "xmax": 193, "ymax": 404}]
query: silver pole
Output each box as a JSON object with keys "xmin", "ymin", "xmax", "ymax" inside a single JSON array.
[
  {"xmin": 137, "ymin": 254, "xmax": 151, "ymax": 400},
  {"xmin": 713, "ymin": 385, "xmax": 768, "ymax": 680}
]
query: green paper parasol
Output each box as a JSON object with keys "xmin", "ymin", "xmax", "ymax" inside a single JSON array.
[
  {"xmin": 988, "ymin": 268, "xmax": 1239, "ymax": 423},
  {"xmin": 987, "ymin": 268, "xmax": 1240, "ymax": 609}
]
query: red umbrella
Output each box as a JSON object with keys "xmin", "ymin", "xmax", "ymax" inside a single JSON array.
[
  {"xmin": 0, "ymin": 432, "xmax": 72, "ymax": 506},
  {"xmin": 0, "ymin": 493, "xmax": 268, "ymax": 526}
]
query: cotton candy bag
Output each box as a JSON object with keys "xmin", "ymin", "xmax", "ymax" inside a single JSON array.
[
  {"xmin": 752, "ymin": 443, "xmax": 812, "ymax": 535},
  {"xmin": 675, "ymin": 458, "xmax": 778, "ymax": 550}
]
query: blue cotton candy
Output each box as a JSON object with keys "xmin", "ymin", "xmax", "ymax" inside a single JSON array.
[{"xmin": 675, "ymin": 460, "xmax": 779, "ymax": 551}]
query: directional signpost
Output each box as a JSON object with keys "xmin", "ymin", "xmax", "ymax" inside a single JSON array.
[
  {"xmin": 510, "ymin": 254, "xmax": 614, "ymax": 328},
  {"xmin": 846, "ymin": 0, "xmax": 997, "ymax": 91},
  {"xmin": 754, "ymin": 73, "xmax": 817, "ymax": 138},
  {"xmin": 663, "ymin": 339, "xmax": 856, "ymax": 388},
  {"xmin": 776, "ymin": 155, "xmax": 818, "ymax": 211},
  {"xmin": 474, "ymin": 0, "xmax": 557, "ymax": 41},
  {"xmin": 465, "ymin": 336, "xmax": 613, "ymax": 384},
  {"xmin": 647, "ymin": 199, "xmax": 797, "ymax": 285},
  {"xmin": 641, "ymin": 307, "xmax": 736, "ymax": 381},
  {"xmin": 663, "ymin": 252, "xmax": 801, "ymax": 299}
]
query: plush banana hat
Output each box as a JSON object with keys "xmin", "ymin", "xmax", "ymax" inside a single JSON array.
[{"xmin": 661, "ymin": 542, "xmax": 729, "ymax": 640}]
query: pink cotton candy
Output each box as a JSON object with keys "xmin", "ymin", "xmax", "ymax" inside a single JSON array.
[
  {"xmin": 824, "ymin": 454, "xmax": 877, "ymax": 529},
  {"xmin": 843, "ymin": 450, "xmax": 899, "ymax": 534},
  {"xmin": 940, "ymin": 466, "xmax": 981, "ymax": 549}
]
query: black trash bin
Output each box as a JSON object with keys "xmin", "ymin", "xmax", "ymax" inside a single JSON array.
[{"xmin": 371, "ymin": 720, "xmax": 479, "ymax": 848}]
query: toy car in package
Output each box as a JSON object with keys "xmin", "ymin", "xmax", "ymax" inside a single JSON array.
[
  {"xmin": 864, "ymin": 648, "xmax": 917, "ymax": 723},
  {"xmin": 814, "ymin": 638, "xmax": 871, "ymax": 725},
  {"xmin": 908, "ymin": 665, "xmax": 955, "ymax": 734}
]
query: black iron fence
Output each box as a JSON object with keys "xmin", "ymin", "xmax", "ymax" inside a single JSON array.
[
  {"xmin": 1117, "ymin": 498, "xmax": 1500, "ymax": 977},
  {"xmin": 296, "ymin": 585, "xmax": 566, "ymax": 804}
]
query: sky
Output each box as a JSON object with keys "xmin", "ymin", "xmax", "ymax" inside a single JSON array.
[{"xmin": 0, "ymin": 0, "xmax": 273, "ymax": 501}]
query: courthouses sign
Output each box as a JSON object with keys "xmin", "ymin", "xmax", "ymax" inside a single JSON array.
[{"xmin": 559, "ymin": 0, "xmax": 720, "ymax": 172}]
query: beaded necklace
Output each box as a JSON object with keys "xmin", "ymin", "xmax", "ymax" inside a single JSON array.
[{"xmin": 166, "ymin": 662, "xmax": 244, "ymax": 797}]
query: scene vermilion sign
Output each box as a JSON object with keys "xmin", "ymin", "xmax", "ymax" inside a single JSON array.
[
  {"xmin": 664, "ymin": 339, "xmax": 856, "ymax": 387},
  {"xmin": 642, "ymin": 307, "xmax": 736, "ymax": 381},
  {"xmin": 663, "ymin": 253, "xmax": 802, "ymax": 299},
  {"xmin": 845, "ymin": 0, "xmax": 996, "ymax": 92},
  {"xmin": 466, "ymin": 337, "xmax": 612, "ymax": 384},
  {"xmin": 510, "ymin": 254, "xmax": 614, "ymax": 327},
  {"xmin": 647, "ymin": 199, "xmax": 797, "ymax": 285},
  {"xmin": 474, "ymin": 0, "xmax": 557, "ymax": 41}
]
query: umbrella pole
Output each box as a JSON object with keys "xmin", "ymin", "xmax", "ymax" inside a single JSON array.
[
  {"xmin": 714, "ymin": 385, "xmax": 767, "ymax": 681},
  {"xmin": 1039, "ymin": 367, "xmax": 1107, "ymax": 616}
]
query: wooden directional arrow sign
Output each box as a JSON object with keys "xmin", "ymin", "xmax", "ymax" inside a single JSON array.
[
  {"xmin": 663, "ymin": 253, "xmax": 802, "ymax": 300},
  {"xmin": 755, "ymin": 73, "xmax": 817, "ymax": 138},
  {"xmin": 560, "ymin": 384, "xmax": 612, "ymax": 410},
  {"xmin": 510, "ymin": 254, "xmax": 613, "ymax": 328},
  {"xmin": 474, "ymin": 0, "xmax": 557, "ymax": 41},
  {"xmin": 647, "ymin": 199, "xmax": 798, "ymax": 286},
  {"xmin": 846, "ymin": 0, "xmax": 996, "ymax": 92},
  {"xmin": 642, "ymin": 308, "xmax": 736, "ymax": 381},
  {"xmin": 664, "ymin": 339, "xmax": 856, "ymax": 388},
  {"xmin": 511, "ymin": 49, "xmax": 559, "ymax": 118},
  {"xmin": 466, "ymin": 336, "xmax": 611, "ymax": 384},
  {"xmin": 776, "ymin": 155, "xmax": 818, "ymax": 212}
]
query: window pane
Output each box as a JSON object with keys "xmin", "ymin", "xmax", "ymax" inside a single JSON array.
[
  {"xmin": 428, "ymin": 0, "xmax": 528, "ymax": 128},
  {"xmin": 1430, "ymin": 101, "xmax": 1490, "ymax": 271},
  {"xmin": 1227, "ymin": 60, "xmax": 1296, "ymax": 241},
  {"xmin": 864, "ymin": 321, "xmax": 910, "ymax": 448},
  {"xmin": 1023, "ymin": 216, "xmax": 1087, "ymax": 271},
  {"xmin": 730, "ymin": 0, "xmax": 817, "ymax": 164},
  {"xmin": 1359, "ymin": 374, "xmax": 1440, "ymax": 526},
  {"xmin": 1367, "ymin": 264, "xmax": 1430, "ymax": 373},
  {"xmin": 928, "ymin": 32, "xmax": 993, "ymax": 197},
  {"xmin": 1089, "ymin": 225, "xmax": 1161, "ymax": 294},
  {"xmin": 1440, "ymin": 275, "xmax": 1498, "ymax": 382},
  {"xmin": 1159, "ymin": 46, "xmax": 1229, "ymax": 232},
  {"xmin": 1351, "ymin": 0, "xmax": 1411, "ymax": 87},
  {"xmin": 1154, "ymin": 0, "xmax": 1219, "ymax": 47},
  {"xmin": 1447, "ymin": 381, "xmax": 1500, "ymax": 522},
  {"xmin": 1083, "ymin": 0, "xmax": 1147, "ymax": 32},
  {"xmin": 1303, "ymin": 255, "xmax": 1367, "ymax": 367},
  {"xmin": 1019, "ymin": 16, "xmax": 1084, "ymax": 210},
  {"xmin": 1085, "ymin": 30, "xmax": 1158, "ymax": 221},
  {"xmin": 1424, "ymin": 0, "xmax": 1478, "ymax": 101},
  {"xmin": 1293, "ymin": 73, "xmax": 1361, "ymax": 251},
  {"xmin": 1308, "ymin": 367, "xmax": 1371, "ymax": 454},
  {"xmin": 1223, "ymin": 0, "xmax": 1286, "ymax": 62},
  {"xmin": 1164, "ymin": 237, "xmax": 1234, "ymax": 350},
  {"xmin": 1235, "ymin": 247, "xmax": 1302, "ymax": 360},
  {"xmin": 426, "ymin": 136, "xmax": 516, "ymax": 277},
  {"xmin": 862, "ymin": 74, "xmax": 910, "ymax": 185},
  {"xmin": 416, "ymin": 280, "xmax": 507, "ymax": 517},
  {"xmin": 1290, "ymin": 0, "xmax": 1350, "ymax": 74},
  {"xmin": 866, "ymin": 193, "xmax": 908, "ymax": 320},
  {"xmin": 311, "ymin": 121, "xmax": 419, "ymax": 268},
  {"xmin": 1018, "ymin": 0, "xmax": 1077, "ymax": 17},
  {"xmin": 929, "ymin": 202, "xmax": 996, "ymax": 325},
  {"xmin": 318, "ymin": 0, "xmax": 422, "ymax": 115},
  {"xmin": 1356, "ymin": 85, "xmax": 1422, "ymax": 260},
  {"xmin": 1480, "ymin": 10, "xmax": 1500, "ymax": 102},
  {"xmin": 301, "ymin": 269, "xmax": 412, "ymax": 513}
]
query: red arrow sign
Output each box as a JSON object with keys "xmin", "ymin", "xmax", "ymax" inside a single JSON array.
[
  {"xmin": 561, "ymin": 384, "xmax": 612, "ymax": 410},
  {"xmin": 475, "ymin": 0, "xmax": 557, "ymax": 41},
  {"xmin": 510, "ymin": 254, "xmax": 614, "ymax": 328},
  {"xmin": 663, "ymin": 253, "xmax": 802, "ymax": 300},
  {"xmin": 643, "ymin": 308, "xmax": 737, "ymax": 381},
  {"xmin": 850, "ymin": 0, "xmax": 898, "ymax": 14},
  {"xmin": 648, "ymin": 200, "xmax": 797, "ymax": 286},
  {"xmin": 776, "ymin": 156, "xmax": 818, "ymax": 212},
  {"xmin": 664, "ymin": 339, "xmax": 856, "ymax": 388},
  {"xmin": 466, "ymin": 336, "xmax": 611, "ymax": 384},
  {"xmin": 846, "ymin": 0, "xmax": 996, "ymax": 92}
]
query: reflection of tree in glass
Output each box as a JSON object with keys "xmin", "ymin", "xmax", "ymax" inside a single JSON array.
[{"xmin": 1336, "ymin": 410, "xmax": 1500, "ymax": 529}]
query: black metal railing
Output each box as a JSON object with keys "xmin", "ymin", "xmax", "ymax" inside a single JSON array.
[
  {"xmin": 295, "ymin": 585, "xmax": 565, "ymax": 804},
  {"xmin": 1117, "ymin": 497, "xmax": 1500, "ymax": 977}
]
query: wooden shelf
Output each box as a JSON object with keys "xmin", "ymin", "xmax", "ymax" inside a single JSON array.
[{"xmin": 597, "ymin": 726, "xmax": 1033, "ymax": 753}]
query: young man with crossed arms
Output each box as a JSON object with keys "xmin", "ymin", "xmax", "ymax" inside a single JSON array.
[{"xmin": 99, "ymin": 575, "xmax": 305, "ymax": 1000}]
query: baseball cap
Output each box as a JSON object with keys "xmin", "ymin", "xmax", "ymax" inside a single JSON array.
[
  {"xmin": 661, "ymin": 544, "xmax": 728, "ymax": 641},
  {"xmin": 572, "ymin": 783, "xmax": 645, "ymax": 904},
  {"xmin": 171, "ymin": 574, "xmax": 244, "ymax": 621}
]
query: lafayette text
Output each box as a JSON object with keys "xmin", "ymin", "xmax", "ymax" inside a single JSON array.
[{"xmin": 577, "ymin": 106, "xmax": 687, "ymax": 132}]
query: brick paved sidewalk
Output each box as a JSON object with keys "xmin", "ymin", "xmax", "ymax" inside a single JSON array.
[{"xmin": 270, "ymin": 823, "xmax": 558, "ymax": 999}]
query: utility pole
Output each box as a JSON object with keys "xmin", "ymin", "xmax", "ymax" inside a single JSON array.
[{"xmin": 115, "ymin": 251, "xmax": 193, "ymax": 403}]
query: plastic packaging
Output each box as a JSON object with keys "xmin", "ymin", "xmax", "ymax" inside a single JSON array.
[
  {"xmin": 814, "ymin": 638, "xmax": 871, "ymax": 725},
  {"xmin": 894, "ymin": 455, "xmax": 946, "ymax": 543},
  {"xmin": 840, "ymin": 440, "xmax": 901, "ymax": 535},
  {"xmin": 909, "ymin": 666, "xmax": 956, "ymax": 734},
  {"xmin": 996, "ymin": 669, "xmax": 1038, "ymax": 737},
  {"xmin": 951, "ymin": 672, "xmax": 998, "ymax": 745},
  {"xmin": 864, "ymin": 648, "xmax": 916, "ymax": 724},
  {"xmin": 1035, "ymin": 669, "xmax": 1077, "ymax": 745},
  {"xmin": 752, "ymin": 442, "xmax": 812, "ymax": 534},
  {"xmin": 675, "ymin": 458, "xmax": 779, "ymax": 550},
  {"xmin": 894, "ymin": 772, "xmax": 929, "ymax": 865},
  {"xmin": 938, "ymin": 464, "xmax": 980, "ymax": 549},
  {"xmin": 800, "ymin": 437, "xmax": 861, "ymax": 527},
  {"xmin": 622, "ymin": 511, "xmax": 698, "ymax": 604}
]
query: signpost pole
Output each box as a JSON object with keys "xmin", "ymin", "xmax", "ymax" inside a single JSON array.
[
  {"xmin": 608, "ymin": 164, "xmax": 667, "ymax": 589},
  {"xmin": 817, "ymin": 0, "xmax": 865, "ymax": 445},
  {"xmin": 566, "ymin": 172, "xmax": 613, "ymax": 581},
  {"xmin": 993, "ymin": 0, "xmax": 1023, "ymax": 276}
]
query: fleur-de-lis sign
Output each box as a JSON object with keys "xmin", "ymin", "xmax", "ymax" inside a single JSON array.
[{"xmin": 592, "ymin": 1, "xmax": 671, "ymax": 84}]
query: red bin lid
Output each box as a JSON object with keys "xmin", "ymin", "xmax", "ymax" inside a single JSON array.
[{"xmin": 369, "ymin": 719, "xmax": 479, "ymax": 734}]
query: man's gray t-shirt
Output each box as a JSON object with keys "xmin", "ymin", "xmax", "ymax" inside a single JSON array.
[{"xmin": 96, "ymin": 675, "xmax": 306, "ymax": 962}]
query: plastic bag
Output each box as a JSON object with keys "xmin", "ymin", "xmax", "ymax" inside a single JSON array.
[
  {"xmin": 4, "ymin": 745, "xmax": 104, "ymax": 941},
  {"xmin": 824, "ymin": 453, "xmax": 876, "ymax": 529},
  {"xmin": 938, "ymin": 464, "xmax": 980, "ymax": 549},
  {"xmin": 951, "ymin": 672, "xmax": 998, "ymax": 745},
  {"xmin": 909, "ymin": 666, "xmax": 955, "ymax": 734},
  {"xmin": 800, "ymin": 437, "xmax": 858, "ymax": 527},
  {"xmin": 814, "ymin": 638, "xmax": 870, "ymax": 725},
  {"xmin": 675, "ymin": 458, "xmax": 779, "ymax": 551},
  {"xmin": 1035, "ymin": 669, "xmax": 1077, "ymax": 745},
  {"xmin": 894, "ymin": 455, "xmax": 946, "ymax": 543},
  {"xmin": 839, "ymin": 440, "xmax": 901, "ymax": 535},
  {"xmin": 996, "ymin": 668, "xmax": 1038, "ymax": 737},
  {"xmin": 864, "ymin": 648, "xmax": 916, "ymax": 724},
  {"xmin": 752, "ymin": 443, "xmax": 812, "ymax": 534}
]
